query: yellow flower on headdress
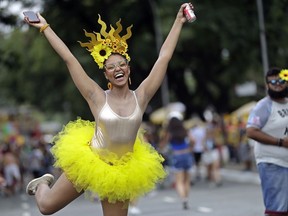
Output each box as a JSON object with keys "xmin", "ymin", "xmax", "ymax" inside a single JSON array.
[
  {"xmin": 103, "ymin": 39, "xmax": 110, "ymax": 46},
  {"xmin": 78, "ymin": 15, "xmax": 133, "ymax": 69},
  {"xmin": 91, "ymin": 43, "xmax": 112, "ymax": 69},
  {"xmin": 124, "ymin": 53, "xmax": 131, "ymax": 62},
  {"xmin": 279, "ymin": 69, "xmax": 288, "ymax": 81}
]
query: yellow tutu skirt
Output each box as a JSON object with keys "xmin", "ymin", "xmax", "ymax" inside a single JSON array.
[{"xmin": 51, "ymin": 119, "xmax": 166, "ymax": 203}]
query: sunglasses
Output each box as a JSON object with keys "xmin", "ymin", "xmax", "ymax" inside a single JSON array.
[{"xmin": 267, "ymin": 79, "xmax": 286, "ymax": 86}]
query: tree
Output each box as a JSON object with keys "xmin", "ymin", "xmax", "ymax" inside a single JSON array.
[{"xmin": 1, "ymin": 0, "xmax": 288, "ymax": 121}]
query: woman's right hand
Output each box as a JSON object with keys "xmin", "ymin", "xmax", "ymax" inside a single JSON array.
[
  {"xmin": 177, "ymin": 2, "xmax": 194, "ymax": 24},
  {"xmin": 24, "ymin": 12, "xmax": 48, "ymax": 29}
]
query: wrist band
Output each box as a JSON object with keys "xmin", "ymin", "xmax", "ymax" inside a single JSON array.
[
  {"xmin": 277, "ymin": 138, "xmax": 284, "ymax": 147},
  {"xmin": 40, "ymin": 24, "xmax": 50, "ymax": 33}
]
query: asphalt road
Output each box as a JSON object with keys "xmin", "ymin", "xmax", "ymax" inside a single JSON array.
[{"xmin": 0, "ymin": 175, "xmax": 264, "ymax": 216}]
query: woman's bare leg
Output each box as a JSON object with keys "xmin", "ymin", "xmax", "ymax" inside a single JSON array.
[
  {"xmin": 206, "ymin": 164, "xmax": 213, "ymax": 181},
  {"xmin": 35, "ymin": 173, "xmax": 82, "ymax": 215},
  {"xmin": 101, "ymin": 199, "xmax": 129, "ymax": 216},
  {"xmin": 212, "ymin": 159, "xmax": 222, "ymax": 185},
  {"xmin": 183, "ymin": 171, "xmax": 190, "ymax": 198},
  {"xmin": 175, "ymin": 172, "xmax": 185, "ymax": 199},
  {"xmin": 175, "ymin": 171, "xmax": 190, "ymax": 209}
]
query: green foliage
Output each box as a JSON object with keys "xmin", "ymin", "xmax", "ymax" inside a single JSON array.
[{"xmin": 1, "ymin": 0, "xmax": 288, "ymax": 120}]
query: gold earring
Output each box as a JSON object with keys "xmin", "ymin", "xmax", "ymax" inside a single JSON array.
[
  {"xmin": 108, "ymin": 82, "xmax": 113, "ymax": 90},
  {"xmin": 129, "ymin": 77, "xmax": 132, "ymax": 85}
]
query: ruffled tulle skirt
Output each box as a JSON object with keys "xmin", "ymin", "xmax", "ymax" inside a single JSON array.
[{"xmin": 50, "ymin": 118, "xmax": 166, "ymax": 203}]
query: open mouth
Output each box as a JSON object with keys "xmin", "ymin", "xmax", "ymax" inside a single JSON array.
[{"xmin": 115, "ymin": 73, "xmax": 124, "ymax": 79}]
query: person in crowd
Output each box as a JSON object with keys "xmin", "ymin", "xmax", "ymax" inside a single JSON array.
[
  {"xmin": 0, "ymin": 175, "xmax": 6, "ymax": 186},
  {"xmin": 160, "ymin": 115, "xmax": 194, "ymax": 210},
  {"xmin": 23, "ymin": 3, "xmax": 194, "ymax": 216},
  {"xmin": 29, "ymin": 144, "xmax": 45, "ymax": 178},
  {"xmin": 202, "ymin": 119, "xmax": 222, "ymax": 187},
  {"xmin": 225, "ymin": 117, "xmax": 241, "ymax": 164},
  {"xmin": 246, "ymin": 67, "xmax": 288, "ymax": 216},
  {"xmin": 2, "ymin": 144, "xmax": 22, "ymax": 196},
  {"xmin": 0, "ymin": 174, "xmax": 6, "ymax": 196},
  {"xmin": 189, "ymin": 121, "xmax": 206, "ymax": 181},
  {"xmin": 238, "ymin": 119, "xmax": 253, "ymax": 171}
]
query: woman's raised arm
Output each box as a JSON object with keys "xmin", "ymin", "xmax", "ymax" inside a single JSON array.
[{"xmin": 24, "ymin": 13, "xmax": 103, "ymax": 102}]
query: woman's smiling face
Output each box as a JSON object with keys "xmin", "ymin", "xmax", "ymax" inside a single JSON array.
[{"xmin": 104, "ymin": 54, "xmax": 130, "ymax": 87}]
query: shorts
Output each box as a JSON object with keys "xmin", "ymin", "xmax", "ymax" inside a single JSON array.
[
  {"xmin": 171, "ymin": 153, "xmax": 193, "ymax": 172},
  {"xmin": 193, "ymin": 152, "xmax": 202, "ymax": 165},
  {"xmin": 4, "ymin": 164, "xmax": 21, "ymax": 186},
  {"xmin": 257, "ymin": 163, "xmax": 288, "ymax": 214},
  {"xmin": 202, "ymin": 149, "xmax": 219, "ymax": 165}
]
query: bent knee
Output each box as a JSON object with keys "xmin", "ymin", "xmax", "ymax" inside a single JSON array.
[
  {"xmin": 37, "ymin": 201, "xmax": 58, "ymax": 215},
  {"xmin": 39, "ymin": 206, "xmax": 56, "ymax": 215}
]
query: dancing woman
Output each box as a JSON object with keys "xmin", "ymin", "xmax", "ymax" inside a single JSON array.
[{"xmin": 24, "ymin": 3, "xmax": 194, "ymax": 216}]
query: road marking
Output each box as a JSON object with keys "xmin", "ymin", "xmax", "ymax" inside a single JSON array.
[
  {"xmin": 21, "ymin": 202, "xmax": 29, "ymax": 209},
  {"xmin": 197, "ymin": 206, "xmax": 213, "ymax": 213},
  {"xmin": 163, "ymin": 196, "xmax": 176, "ymax": 203}
]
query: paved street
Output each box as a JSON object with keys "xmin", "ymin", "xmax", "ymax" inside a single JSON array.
[{"xmin": 0, "ymin": 169, "xmax": 264, "ymax": 216}]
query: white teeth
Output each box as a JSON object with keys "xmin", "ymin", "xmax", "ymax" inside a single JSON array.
[{"xmin": 115, "ymin": 73, "xmax": 124, "ymax": 78}]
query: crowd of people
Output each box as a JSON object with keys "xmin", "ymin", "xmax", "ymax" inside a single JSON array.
[
  {"xmin": 0, "ymin": 112, "xmax": 56, "ymax": 197},
  {"xmin": 157, "ymin": 112, "xmax": 254, "ymax": 189}
]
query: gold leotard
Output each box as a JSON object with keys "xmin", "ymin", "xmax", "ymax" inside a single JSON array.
[{"xmin": 92, "ymin": 91, "xmax": 142, "ymax": 156}]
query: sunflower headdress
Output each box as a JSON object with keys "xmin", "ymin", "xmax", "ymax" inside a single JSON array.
[
  {"xmin": 279, "ymin": 69, "xmax": 288, "ymax": 81},
  {"xmin": 79, "ymin": 15, "xmax": 133, "ymax": 69}
]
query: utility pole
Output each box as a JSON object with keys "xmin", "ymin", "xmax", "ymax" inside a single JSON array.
[{"xmin": 256, "ymin": 0, "xmax": 269, "ymax": 75}]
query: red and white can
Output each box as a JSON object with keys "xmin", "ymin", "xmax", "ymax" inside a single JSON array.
[{"xmin": 183, "ymin": 3, "xmax": 196, "ymax": 23}]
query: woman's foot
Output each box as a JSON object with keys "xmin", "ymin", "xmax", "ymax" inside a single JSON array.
[
  {"xmin": 183, "ymin": 201, "xmax": 189, "ymax": 210},
  {"xmin": 26, "ymin": 174, "xmax": 54, "ymax": 195}
]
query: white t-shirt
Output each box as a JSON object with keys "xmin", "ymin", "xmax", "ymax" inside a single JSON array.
[
  {"xmin": 189, "ymin": 126, "xmax": 206, "ymax": 153},
  {"xmin": 246, "ymin": 96, "xmax": 288, "ymax": 167}
]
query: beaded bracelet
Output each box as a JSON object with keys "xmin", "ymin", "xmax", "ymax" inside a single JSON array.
[{"xmin": 40, "ymin": 24, "xmax": 50, "ymax": 33}]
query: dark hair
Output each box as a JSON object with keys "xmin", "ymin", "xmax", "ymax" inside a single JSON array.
[
  {"xmin": 265, "ymin": 67, "xmax": 281, "ymax": 83},
  {"xmin": 167, "ymin": 117, "xmax": 187, "ymax": 143}
]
